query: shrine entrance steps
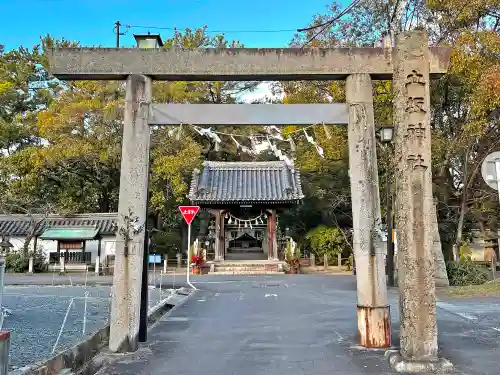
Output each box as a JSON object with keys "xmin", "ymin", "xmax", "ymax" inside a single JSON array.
[
  {"xmin": 208, "ymin": 260, "xmax": 285, "ymax": 275},
  {"xmin": 224, "ymin": 250, "xmax": 267, "ymax": 261}
]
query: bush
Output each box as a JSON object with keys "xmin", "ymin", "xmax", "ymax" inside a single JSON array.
[
  {"xmin": 305, "ymin": 225, "xmax": 345, "ymax": 258},
  {"xmin": 5, "ymin": 252, "xmax": 29, "ymax": 273},
  {"xmin": 5, "ymin": 247, "xmax": 47, "ymax": 273},
  {"xmin": 446, "ymin": 260, "xmax": 489, "ymax": 286}
]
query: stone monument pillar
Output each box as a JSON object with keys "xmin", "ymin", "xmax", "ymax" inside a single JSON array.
[{"xmin": 388, "ymin": 31, "xmax": 452, "ymax": 372}]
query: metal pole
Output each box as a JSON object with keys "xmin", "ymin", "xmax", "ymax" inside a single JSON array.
[
  {"xmin": 0, "ymin": 331, "xmax": 10, "ymax": 375},
  {"xmin": 0, "ymin": 254, "xmax": 4, "ymax": 320},
  {"xmin": 495, "ymin": 159, "xmax": 500, "ymax": 203},
  {"xmin": 386, "ymin": 169, "xmax": 394, "ymax": 287},
  {"xmin": 494, "ymin": 159, "xmax": 500, "ymax": 279},
  {"xmin": 186, "ymin": 224, "xmax": 196, "ymax": 290},
  {"xmin": 138, "ymin": 166, "xmax": 151, "ymax": 343},
  {"xmin": 492, "ymin": 256, "xmax": 496, "ymax": 281},
  {"xmin": 138, "ymin": 231, "xmax": 149, "ymax": 343}
]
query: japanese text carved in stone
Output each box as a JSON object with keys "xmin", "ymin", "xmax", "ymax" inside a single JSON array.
[
  {"xmin": 404, "ymin": 69, "xmax": 427, "ymax": 113},
  {"xmin": 405, "ymin": 97, "xmax": 426, "ymax": 113},
  {"xmin": 405, "ymin": 70, "xmax": 426, "ymax": 86},
  {"xmin": 403, "ymin": 68, "xmax": 429, "ymax": 171},
  {"xmin": 407, "ymin": 154, "xmax": 427, "ymax": 170},
  {"xmin": 406, "ymin": 122, "xmax": 426, "ymax": 139}
]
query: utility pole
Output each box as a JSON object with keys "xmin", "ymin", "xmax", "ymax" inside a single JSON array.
[{"xmin": 115, "ymin": 21, "xmax": 121, "ymax": 48}]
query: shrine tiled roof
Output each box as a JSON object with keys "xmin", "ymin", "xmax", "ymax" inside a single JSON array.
[
  {"xmin": 188, "ymin": 161, "xmax": 304, "ymax": 204},
  {"xmin": 0, "ymin": 213, "xmax": 118, "ymax": 237}
]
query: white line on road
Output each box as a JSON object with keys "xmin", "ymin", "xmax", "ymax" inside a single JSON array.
[
  {"xmin": 437, "ymin": 302, "xmax": 500, "ymax": 335},
  {"xmin": 3, "ymin": 293, "xmax": 110, "ymax": 300},
  {"xmin": 456, "ymin": 312, "xmax": 478, "ymax": 320},
  {"xmin": 192, "ymin": 281, "xmax": 247, "ymax": 284},
  {"xmin": 436, "ymin": 301, "xmax": 478, "ymax": 321}
]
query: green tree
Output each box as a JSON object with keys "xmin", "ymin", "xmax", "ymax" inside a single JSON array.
[{"xmin": 305, "ymin": 225, "xmax": 346, "ymax": 259}]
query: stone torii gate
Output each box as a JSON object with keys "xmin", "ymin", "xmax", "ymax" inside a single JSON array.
[{"xmin": 48, "ymin": 30, "xmax": 451, "ymax": 371}]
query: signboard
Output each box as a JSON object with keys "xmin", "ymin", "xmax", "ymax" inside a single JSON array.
[
  {"xmin": 148, "ymin": 254, "xmax": 162, "ymax": 264},
  {"xmin": 179, "ymin": 206, "xmax": 200, "ymax": 225},
  {"xmin": 481, "ymin": 151, "xmax": 500, "ymax": 191}
]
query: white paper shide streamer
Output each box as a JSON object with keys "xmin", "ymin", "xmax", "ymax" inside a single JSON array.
[
  {"xmin": 194, "ymin": 126, "xmax": 222, "ymax": 146},
  {"xmin": 250, "ymin": 136, "xmax": 271, "ymax": 154},
  {"xmin": 265, "ymin": 125, "xmax": 284, "ymax": 141},
  {"xmin": 166, "ymin": 122, "xmax": 326, "ymax": 162},
  {"xmin": 303, "ymin": 129, "xmax": 324, "ymax": 158},
  {"xmin": 268, "ymin": 136, "xmax": 293, "ymax": 167}
]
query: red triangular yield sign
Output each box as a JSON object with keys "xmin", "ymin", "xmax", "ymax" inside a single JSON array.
[{"xmin": 179, "ymin": 206, "xmax": 200, "ymax": 225}]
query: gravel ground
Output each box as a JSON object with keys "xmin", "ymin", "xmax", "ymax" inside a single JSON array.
[{"xmin": 1, "ymin": 285, "xmax": 173, "ymax": 369}]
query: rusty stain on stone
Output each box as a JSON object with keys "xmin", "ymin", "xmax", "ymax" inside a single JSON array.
[{"xmin": 357, "ymin": 306, "xmax": 391, "ymax": 348}]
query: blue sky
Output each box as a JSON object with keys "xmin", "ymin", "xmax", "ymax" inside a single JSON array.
[{"xmin": 0, "ymin": 0, "xmax": 342, "ymax": 51}]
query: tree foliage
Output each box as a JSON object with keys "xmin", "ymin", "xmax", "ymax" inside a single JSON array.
[
  {"xmin": 305, "ymin": 225, "xmax": 346, "ymax": 257},
  {"xmin": 1, "ymin": 1, "xmax": 499, "ymax": 258}
]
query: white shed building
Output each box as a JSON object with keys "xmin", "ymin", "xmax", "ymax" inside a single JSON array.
[{"xmin": 0, "ymin": 213, "xmax": 118, "ymax": 271}]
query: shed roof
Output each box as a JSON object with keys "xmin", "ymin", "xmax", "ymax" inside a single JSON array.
[
  {"xmin": 40, "ymin": 226, "xmax": 101, "ymax": 240},
  {"xmin": 188, "ymin": 161, "xmax": 304, "ymax": 205},
  {"xmin": 0, "ymin": 213, "xmax": 118, "ymax": 237}
]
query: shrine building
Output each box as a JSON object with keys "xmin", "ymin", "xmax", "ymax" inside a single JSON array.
[{"xmin": 187, "ymin": 161, "xmax": 304, "ymax": 262}]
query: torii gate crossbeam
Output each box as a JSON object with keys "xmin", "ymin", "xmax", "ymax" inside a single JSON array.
[
  {"xmin": 49, "ymin": 46, "xmax": 450, "ymax": 81},
  {"xmin": 149, "ymin": 104, "xmax": 349, "ymax": 125}
]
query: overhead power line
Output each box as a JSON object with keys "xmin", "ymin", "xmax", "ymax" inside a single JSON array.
[
  {"xmin": 125, "ymin": 24, "xmax": 297, "ymax": 34},
  {"xmin": 298, "ymin": 0, "xmax": 365, "ymax": 47},
  {"xmin": 122, "ymin": 0, "xmax": 364, "ymax": 45}
]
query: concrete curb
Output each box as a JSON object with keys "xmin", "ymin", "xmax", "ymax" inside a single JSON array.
[
  {"xmin": 89, "ymin": 289, "xmax": 196, "ymax": 375},
  {"xmin": 10, "ymin": 289, "xmax": 195, "ymax": 375}
]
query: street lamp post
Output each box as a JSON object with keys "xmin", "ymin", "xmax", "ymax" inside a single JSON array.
[
  {"xmin": 378, "ymin": 127, "xmax": 395, "ymax": 286},
  {"xmin": 481, "ymin": 152, "xmax": 500, "ymax": 272}
]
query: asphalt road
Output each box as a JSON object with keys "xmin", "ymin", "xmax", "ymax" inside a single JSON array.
[
  {"xmin": 5, "ymin": 274, "xmax": 500, "ymax": 374},
  {"xmin": 95, "ymin": 274, "xmax": 500, "ymax": 375}
]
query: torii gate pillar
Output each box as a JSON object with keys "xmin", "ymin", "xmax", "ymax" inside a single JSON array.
[
  {"xmin": 109, "ymin": 74, "xmax": 152, "ymax": 352},
  {"xmin": 346, "ymin": 73, "xmax": 390, "ymax": 348}
]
